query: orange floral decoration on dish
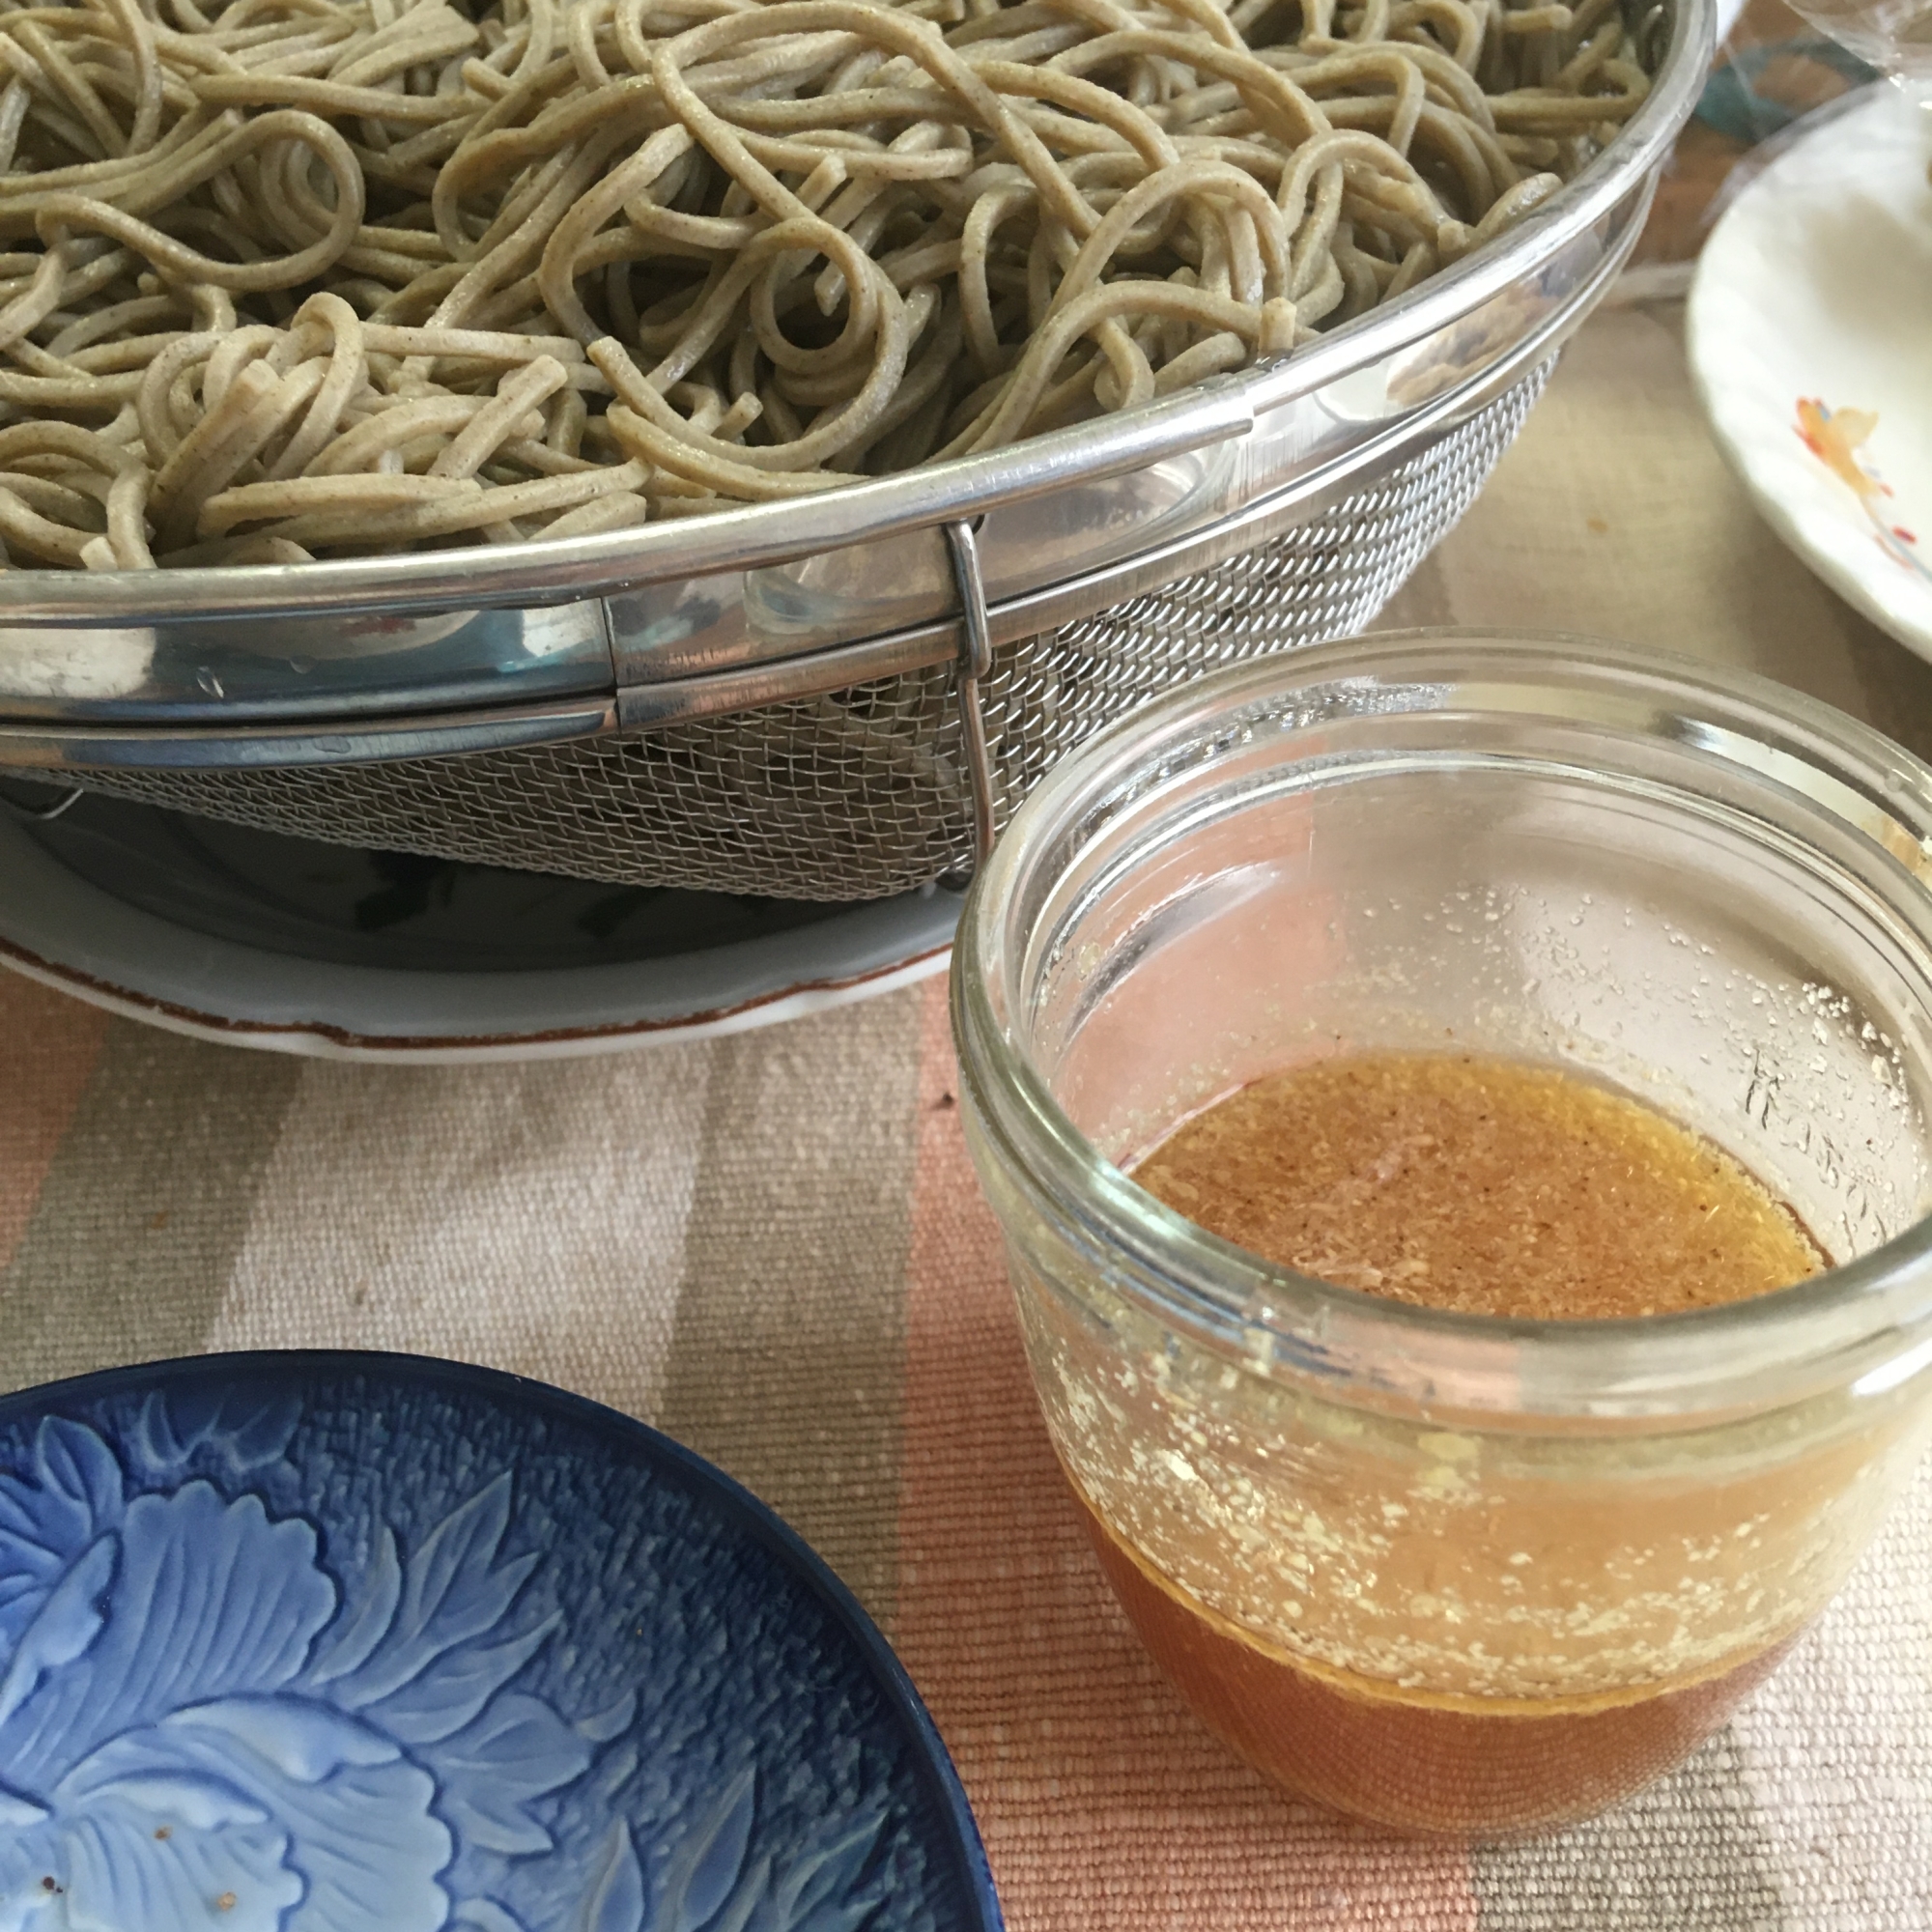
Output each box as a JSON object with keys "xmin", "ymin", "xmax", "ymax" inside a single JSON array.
[{"xmin": 1795, "ymin": 399, "xmax": 1930, "ymax": 583}]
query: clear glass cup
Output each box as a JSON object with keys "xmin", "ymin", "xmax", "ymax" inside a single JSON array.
[
  {"xmin": 951, "ymin": 632, "xmax": 1932, "ymax": 1837},
  {"xmin": 1780, "ymin": 0, "xmax": 1932, "ymax": 87}
]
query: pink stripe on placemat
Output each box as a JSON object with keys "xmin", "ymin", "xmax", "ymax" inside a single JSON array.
[
  {"xmin": 894, "ymin": 978, "xmax": 1478, "ymax": 1930},
  {"xmin": 0, "ymin": 975, "xmax": 108, "ymax": 1270}
]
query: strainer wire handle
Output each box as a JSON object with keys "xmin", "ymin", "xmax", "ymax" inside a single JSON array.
[{"xmin": 945, "ymin": 518, "xmax": 998, "ymax": 870}]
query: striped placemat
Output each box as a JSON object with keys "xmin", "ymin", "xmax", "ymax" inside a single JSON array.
[{"xmin": 3, "ymin": 309, "xmax": 1930, "ymax": 1929}]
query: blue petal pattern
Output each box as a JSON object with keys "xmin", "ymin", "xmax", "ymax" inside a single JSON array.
[
  {"xmin": 0, "ymin": 1368, "xmax": 985, "ymax": 1932},
  {"xmin": 580, "ymin": 1822, "xmax": 646, "ymax": 1932},
  {"xmin": 662, "ymin": 1768, "xmax": 756, "ymax": 1932}
]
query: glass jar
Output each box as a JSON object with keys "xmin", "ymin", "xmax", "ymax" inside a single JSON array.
[{"xmin": 951, "ymin": 632, "xmax": 1932, "ymax": 1836}]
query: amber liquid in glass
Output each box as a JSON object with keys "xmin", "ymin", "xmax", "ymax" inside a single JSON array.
[{"xmin": 1101, "ymin": 1050, "xmax": 1828, "ymax": 1834}]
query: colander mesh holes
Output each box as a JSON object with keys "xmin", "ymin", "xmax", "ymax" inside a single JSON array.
[{"xmin": 69, "ymin": 367, "xmax": 1547, "ymax": 900}]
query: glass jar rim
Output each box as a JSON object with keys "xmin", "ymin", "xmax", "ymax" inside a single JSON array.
[{"xmin": 952, "ymin": 629, "xmax": 1932, "ymax": 1425}]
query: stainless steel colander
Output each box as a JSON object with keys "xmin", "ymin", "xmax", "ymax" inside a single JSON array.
[{"xmin": 0, "ymin": 0, "xmax": 1709, "ymax": 901}]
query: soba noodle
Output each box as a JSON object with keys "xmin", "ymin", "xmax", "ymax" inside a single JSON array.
[{"xmin": 0, "ymin": 0, "xmax": 1649, "ymax": 567}]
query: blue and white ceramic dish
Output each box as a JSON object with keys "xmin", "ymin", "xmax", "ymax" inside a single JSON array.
[
  {"xmin": 0, "ymin": 790, "xmax": 961, "ymax": 1063},
  {"xmin": 0, "ymin": 1352, "xmax": 1002, "ymax": 1932}
]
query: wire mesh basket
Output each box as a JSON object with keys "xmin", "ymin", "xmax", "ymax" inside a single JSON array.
[
  {"xmin": 67, "ymin": 367, "xmax": 1545, "ymax": 900},
  {"xmin": 0, "ymin": 0, "xmax": 1709, "ymax": 907}
]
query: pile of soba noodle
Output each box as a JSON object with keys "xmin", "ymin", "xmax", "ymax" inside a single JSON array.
[{"xmin": 0, "ymin": 0, "xmax": 1648, "ymax": 567}]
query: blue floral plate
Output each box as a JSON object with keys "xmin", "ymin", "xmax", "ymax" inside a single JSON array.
[{"xmin": 0, "ymin": 1352, "xmax": 1002, "ymax": 1932}]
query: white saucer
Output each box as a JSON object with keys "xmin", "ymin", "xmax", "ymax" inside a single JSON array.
[
  {"xmin": 1689, "ymin": 85, "xmax": 1932, "ymax": 656},
  {"xmin": 0, "ymin": 788, "xmax": 957, "ymax": 1062}
]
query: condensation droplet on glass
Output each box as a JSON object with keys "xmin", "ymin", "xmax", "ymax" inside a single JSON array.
[{"xmin": 195, "ymin": 668, "xmax": 223, "ymax": 697}]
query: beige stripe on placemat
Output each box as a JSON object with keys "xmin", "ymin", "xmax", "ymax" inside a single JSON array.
[
  {"xmin": 654, "ymin": 988, "xmax": 924, "ymax": 1628},
  {"xmin": 0, "ymin": 1024, "xmax": 302, "ymax": 1391},
  {"xmin": 207, "ymin": 1045, "xmax": 716, "ymax": 1419},
  {"xmin": 1733, "ymin": 1451, "xmax": 1932, "ymax": 1927},
  {"xmin": 1471, "ymin": 1732, "xmax": 1788, "ymax": 1932}
]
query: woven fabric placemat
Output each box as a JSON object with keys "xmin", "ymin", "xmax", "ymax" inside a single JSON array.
[{"xmin": 3, "ymin": 305, "xmax": 1929, "ymax": 1930}]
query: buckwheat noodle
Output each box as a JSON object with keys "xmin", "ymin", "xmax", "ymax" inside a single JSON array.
[{"xmin": 0, "ymin": 0, "xmax": 1649, "ymax": 568}]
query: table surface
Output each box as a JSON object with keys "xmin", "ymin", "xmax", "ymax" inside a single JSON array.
[{"xmin": 4, "ymin": 33, "xmax": 1931, "ymax": 1932}]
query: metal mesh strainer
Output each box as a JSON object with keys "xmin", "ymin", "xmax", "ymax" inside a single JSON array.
[{"xmin": 69, "ymin": 365, "xmax": 1545, "ymax": 901}]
